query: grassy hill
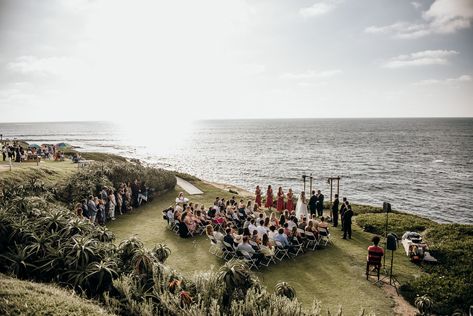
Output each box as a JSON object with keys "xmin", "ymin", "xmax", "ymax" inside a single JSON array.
[{"xmin": 0, "ymin": 274, "xmax": 112, "ymax": 316}]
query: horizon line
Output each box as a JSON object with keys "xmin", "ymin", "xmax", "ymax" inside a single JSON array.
[{"xmin": 1, "ymin": 116, "xmax": 473, "ymax": 124}]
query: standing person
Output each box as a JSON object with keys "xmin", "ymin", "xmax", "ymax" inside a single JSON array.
[
  {"xmin": 81, "ymin": 199, "xmax": 89, "ymax": 219},
  {"xmin": 276, "ymin": 187, "xmax": 285, "ymax": 212},
  {"xmin": 340, "ymin": 197, "xmax": 348, "ymax": 230},
  {"xmin": 1, "ymin": 145, "xmax": 6, "ymax": 161},
  {"xmin": 332, "ymin": 194, "xmax": 339, "ymax": 227},
  {"xmin": 286, "ymin": 188, "xmax": 294, "ymax": 213},
  {"xmin": 316, "ymin": 190, "xmax": 324, "ymax": 217},
  {"xmin": 295, "ymin": 191, "xmax": 308, "ymax": 219},
  {"xmin": 308, "ymin": 191, "xmax": 317, "ymax": 217},
  {"xmin": 342, "ymin": 204, "xmax": 354, "ymax": 240},
  {"xmin": 108, "ymin": 189, "xmax": 116, "ymax": 221},
  {"xmin": 87, "ymin": 195, "xmax": 98, "ymax": 224},
  {"xmin": 265, "ymin": 185, "xmax": 273, "ymax": 210},
  {"xmin": 131, "ymin": 179, "xmax": 139, "ymax": 208},
  {"xmin": 255, "ymin": 186, "xmax": 262, "ymax": 207}
]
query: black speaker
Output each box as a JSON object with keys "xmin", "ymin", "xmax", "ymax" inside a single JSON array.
[
  {"xmin": 387, "ymin": 233, "xmax": 397, "ymax": 251},
  {"xmin": 383, "ymin": 202, "xmax": 392, "ymax": 213}
]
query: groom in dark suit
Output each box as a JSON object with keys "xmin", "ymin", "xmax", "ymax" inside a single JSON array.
[{"xmin": 308, "ymin": 191, "xmax": 317, "ymax": 216}]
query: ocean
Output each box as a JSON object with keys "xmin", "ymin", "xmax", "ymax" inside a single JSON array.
[{"xmin": 1, "ymin": 118, "xmax": 472, "ymax": 224}]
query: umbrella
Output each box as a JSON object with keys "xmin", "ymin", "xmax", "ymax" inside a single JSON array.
[
  {"xmin": 29, "ymin": 144, "xmax": 40, "ymax": 149},
  {"xmin": 55, "ymin": 142, "xmax": 71, "ymax": 149}
]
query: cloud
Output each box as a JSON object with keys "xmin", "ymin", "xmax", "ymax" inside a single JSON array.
[
  {"xmin": 280, "ymin": 69, "xmax": 342, "ymax": 80},
  {"xmin": 383, "ymin": 50, "xmax": 458, "ymax": 68},
  {"xmin": 7, "ymin": 56, "xmax": 88, "ymax": 77},
  {"xmin": 365, "ymin": 0, "xmax": 473, "ymax": 38},
  {"xmin": 411, "ymin": 2, "xmax": 422, "ymax": 9},
  {"xmin": 413, "ymin": 74, "xmax": 472, "ymax": 86},
  {"xmin": 299, "ymin": 0, "xmax": 339, "ymax": 18}
]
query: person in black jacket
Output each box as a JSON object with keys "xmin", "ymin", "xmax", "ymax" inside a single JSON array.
[
  {"xmin": 340, "ymin": 197, "xmax": 348, "ymax": 230},
  {"xmin": 331, "ymin": 194, "xmax": 339, "ymax": 227},
  {"xmin": 316, "ymin": 190, "xmax": 324, "ymax": 217},
  {"xmin": 342, "ymin": 204, "xmax": 353, "ymax": 239},
  {"xmin": 308, "ymin": 191, "xmax": 317, "ymax": 216}
]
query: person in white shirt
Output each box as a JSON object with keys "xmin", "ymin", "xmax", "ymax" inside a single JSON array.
[
  {"xmin": 256, "ymin": 219, "xmax": 268, "ymax": 236},
  {"xmin": 248, "ymin": 219, "xmax": 257, "ymax": 235},
  {"xmin": 268, "ymin": 225, "xmax": 277, "ymax": 240},
  {"xmin": 175, "ymin": 192, "xmax": 189, "ymax": 204}
]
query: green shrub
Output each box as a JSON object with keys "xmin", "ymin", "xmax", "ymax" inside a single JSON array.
[
  {"xmin": 351, "ymin": 204, "xmax": 384, "ymax": 215},
  {"xmin": 355, "ymin": 213, "xmax": 436, "ymax": 236}
]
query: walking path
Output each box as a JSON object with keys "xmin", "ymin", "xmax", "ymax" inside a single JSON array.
[{"xmin": 175, "ymin": 176, "xmax": 203, "ymax": 195}]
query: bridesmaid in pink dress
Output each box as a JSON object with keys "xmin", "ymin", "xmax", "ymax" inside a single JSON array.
[
  {"xmin": 265, "ymin": 185, "xmax": 273, "ymax": 210},
  {"xmin": 276, "ymin": 187, "xmax": 285, "ymax": 212},
  {"xmin": 255, "ymin": 185, "xmax": 262, "ymax": 207},
  {"xmin": 286, "ymin": 188, "xmax": 294, "ymax": 212}
]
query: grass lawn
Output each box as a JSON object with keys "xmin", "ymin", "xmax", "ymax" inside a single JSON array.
[{"xmin": 108, "ymin": 179, "xmax": 422, "ymax": 315}]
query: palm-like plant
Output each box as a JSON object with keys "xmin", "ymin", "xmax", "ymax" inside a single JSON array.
[
  {"xmin": 118, "ymin": 236, "xmax": 144, "ymax": 268},
  {"xmin": 217, "ymin": 259, "xmax": 254, "ymax": 307},
  {"xmin": 274, "ymin": 281, "xmax": 296, "ymax": 300},
  {"xmin": 131, "ymin": 248, "xmax": 156, "ymax": 276},
  {"xmin": 0, "ymin": 243, "xmax": 37, "ymax": 278},
  {"xmin": 415, "ymin": 295, "xmax": 433, "ymax": 316},
  {"xmin": 84, "ymin": 259, "xmax": 119, "ymax": 295},
  {"xmin": 63, "ymin": 236, "xmax": 98, "ymax": 269},
  {"xmin": 39, "ymin": 210, "xmax": 68, "ymax": 232},
  {"xmin": 151, "ymin": 243, "xmax": 171, "ymax": 263},
  {"xmin": 92, "ymin": 225, "xmax": 115, "ymax": 242}
]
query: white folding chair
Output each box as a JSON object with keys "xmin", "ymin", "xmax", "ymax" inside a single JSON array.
[
  {"xmin": 240, "ymin": 250, "xmax": 259, "ymax": 270},
  {"xmin": 222, "ymin": 241, "xmax": 237, "ymax": 260},
  {"xmin": 274, "ymin": 241, "xmax": 290, "ymax": 261},
  {"xmin": 291, "ymin": 238, "xmax": 305, "ymax": 256},
  {"xmin": 259, "ymin": 245, "xmax": 276, "ymax": 267},
  {"xmin": 304, "ymin": 231, "xmax": 318, "ymax": 251},
  {"xmin": 319, "ymin": 228, "xmax": 331, "ymax": 246}
]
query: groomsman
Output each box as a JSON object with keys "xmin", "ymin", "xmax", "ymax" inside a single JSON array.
[
  {"xmin": 332, "ymin": 194, "xmax": 339, "ymax": 227},
  {"xmin": 308, "ymin": 191, "xmax": 317, "ymax": 216},
  {"xmin": 316, "ymin": 190, "xmax": 324, "ymax": 217},
  {"xmin": 340, "ymin": 197, "xmax": 348, "ymax": 230},
  {"xmin": 342, "ymin": 204, "xmax": 354, "ymax": 239}
]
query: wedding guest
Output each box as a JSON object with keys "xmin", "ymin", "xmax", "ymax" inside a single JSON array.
[
  {"xmin": 176, "ymin": 192, "xmax": 189, "ymax": 204},
  {"xmin": 340, "ymin": 197, "xmax": 348, "ymax": 230},
  {"xmin": 265, "ymin": 185, "xmax": 273, "ymax": 210},
  {"xmin": 276, "ymin": 187, "xmax": 285, "ymax": 212},
  {"xmin": 286, "ymin": 188, "xmax": 294, "ymax": 212},
  {"xmin": 269, "ymin": 212, "xmax": 279, "ymax": 227},
  {"xmin": 343, "ymin": 204, "xmax": 354, "ymax": 240},
  {"xmin": 255, "ymin": 185, "xmax": 262, "ymax": 207},
  {"xmin": 332, "ymin": 194, "xmax": 339, "ymax": 227},
  {"xmin": 316, "ymin": 190, "xmax": 324, "ymax": 217}
]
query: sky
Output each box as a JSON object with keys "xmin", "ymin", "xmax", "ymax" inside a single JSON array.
[{"xmin": 0, "ymin": 0, "xmax": 472, "ymax": 123}]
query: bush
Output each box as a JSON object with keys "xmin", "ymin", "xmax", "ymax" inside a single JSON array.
[
  {"xmin": 57, "ymin": 160, "xmax": 176, "ymax": 204},
  {"xmin": 351, "ymin": 204, "xmax": 384, "ymax": 216},
  {"xmin": 355, "ymin": 213, "xmax": 436, "ymax": 236}
]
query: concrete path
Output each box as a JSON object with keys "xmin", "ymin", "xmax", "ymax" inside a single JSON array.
[{"xmin": 175, "ymin": 176, "xmax": 203, "ymax": 195}]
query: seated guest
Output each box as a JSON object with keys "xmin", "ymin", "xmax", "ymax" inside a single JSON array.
[
  {"xmin": 279, "ymin": 214, "xmax": 286, "ymax": 227},
  {"xmin": 248, "ymin": 219, "xmax": 257, "ymax": 235},
  {"xmin": 251, "ymin": 230, "xmax": 262, "ymax": 245},
  {"xmin": 195, "ymin": 210, "xmax": 209, "ymax": 226},
  {"xmin": 176, "ymin": 192, "xmax": 189, "ymax": 204},
  {"xmin": 367, "ymin": 236, "xmax": 384, "ymax": 271},
  {"xmin": 166, "ymin": 207, "xmax": 174, "ymax": 223},
  {"xmin": 268, "ymin": 225, "xmax": 277, "ymax": 240},
  {"xmin": 273, "ymin": 228, "xmax": 291, "ymax": 248},
  {"xmin": 260, "ymin": 233, "xmax": 275, "ymax": 257},
  {"xmin": 269, "ymin": 212, "xmax": 279, "ymax": 227},
  {"xmin": 289, "ymin": 226, "xmax": 303, "ymax": 244},
  {"xmin": 256, "ymin": 219, "xmax": 268, "ymax": 236},
  {"xmin": 305, "ymin": 220, "xmax": 319, "ymax": 236},
  {"xmin": 287, "ymin": 215, "xmax": 297, "ymax": 230},
  {"xmin": 243, "ymin": 217, "xmax": 251, "ymax": 229},
  {"xmin": 283, "ymin": 223, "xmax": 291, "ymax": 236},
  {"xmin": 213, "ymin": 211, "xmax": 226, "ymax": 226},
  {"xmin": 298, "ymin": 217, "xmax": 307, "ymax": 229},
  {"xmin": 237, "ymin": 236, "xmax": 264, "ymax": 264},
  {"xmin": 243, "ymin": 227, "xmax": 251, "ymax": 238},
  {"xmin": 184, "ymin": 211, "xmax": 196, "ymax": 234},
  {"xmin": 206, "ymin": 225, "xmax": 224, "ymax": 241},
  {"xmin": 224, "ymin": 228, "xmax": 236, "ymax": 247},
  {"xmin": 208, "ymin": 205, "xmax": 217, "ymax": 218},
  {"xmin": 318, "ymin": 216, "xmax": 329, "ymax": 230}
]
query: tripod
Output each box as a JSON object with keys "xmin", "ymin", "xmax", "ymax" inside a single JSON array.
[{"xmin": 379, "ymin": 249, "xmax": 400, "ymax": 294}]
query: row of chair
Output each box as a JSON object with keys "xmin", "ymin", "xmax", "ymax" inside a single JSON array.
[{"xmin": 208, "ymin": 227, "xmax": 332, "ymax": 269}]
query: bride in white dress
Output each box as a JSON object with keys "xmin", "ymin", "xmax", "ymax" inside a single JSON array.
[{"xmin": 295, "ymin": 191, "xmax": 308, "ymax": 219}]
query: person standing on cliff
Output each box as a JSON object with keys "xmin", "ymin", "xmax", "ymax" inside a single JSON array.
[
  {"xmin": 342, "ymin": 203, "xmax": 353, "ymax": 239},
  {"xmin": 340, "ymin": 197, "xmax": 348, "ymax": 230},
  {"xmin": 332, "ymin": 194, "xmax": 339, "ymax": 227},
  {"xmin": 316, "ymin": 190, "xmax": 324, "ymax": 217},
  {"xmin": 308, "ymin": 190, "xmax": 317, "ymax": 217}
]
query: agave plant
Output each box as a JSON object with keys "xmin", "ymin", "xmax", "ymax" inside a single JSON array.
[
  {"xmin": 217, "ymin": 259, "xmax": 254, "ymax": 307},
  {"xmin": 151, "ymin": 243, "xmax": 171, "ymax": 263},
  {"xmin": 0, "ymin": 243, "xmax": 37, "ymax": 278},
  {"xmin": 179, "ymin": 290, "xmax": 193, "ymax": 307},
  {"xmin": 415, "ymin": 295, "xmax": 433, "ymax": 316},
  {"xmin": 92, "ymin": 224, "xmax": 115, "ymax": 242},
  {"xmin": 118, "ymin": 236, "xmax": 144, "ymax": 268},
  {"xmin": 131, "ymin": 248, "xmax": 156, "ymax": 276},
  {"xmin": 84, "ymin": 259, "xmax": 119, "ymax": 295},
  {"xmin": 274, "ymin": 281, "xmax": 296, "ymax": 300},
  {"xmin": 63, "ymin": 236, "xmax": 99, "ymax": 269},
  {"xmin": 39, "ymin": 209, "xmax": 68, "ymax": 233}
]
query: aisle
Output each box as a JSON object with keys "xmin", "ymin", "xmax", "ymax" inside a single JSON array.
[{"xmin": 175, "ymin": 177, "xmax": 203, "ymax": 195}]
